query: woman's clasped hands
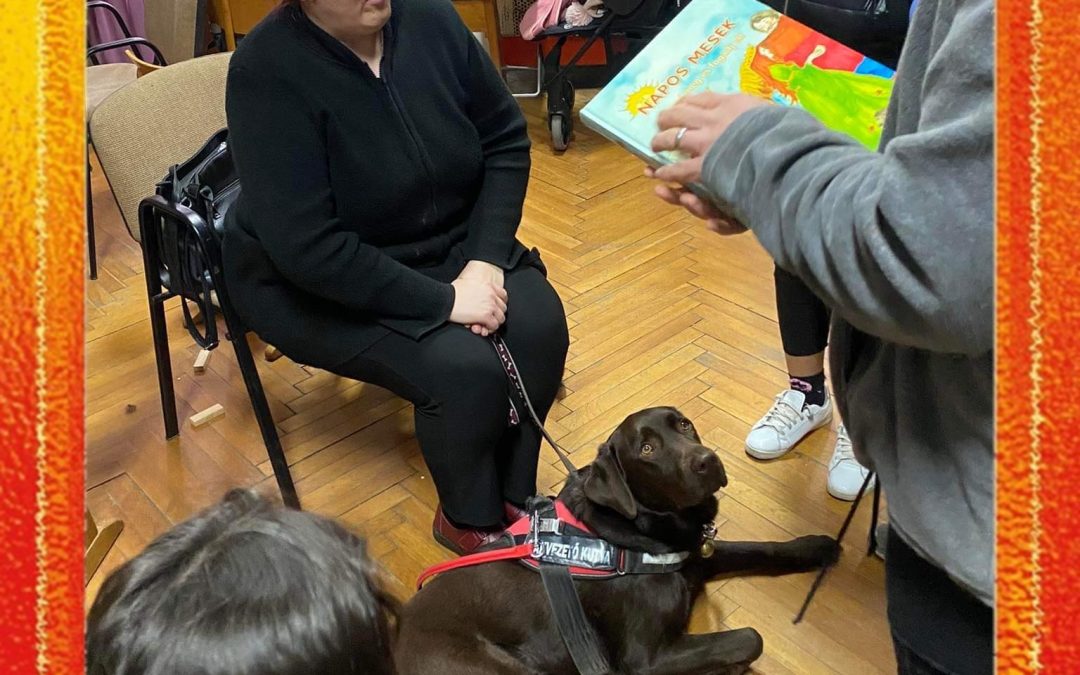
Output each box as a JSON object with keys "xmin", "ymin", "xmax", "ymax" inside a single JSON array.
[{"xmin": 450, "ymin": 260, "xmax": 507, "ymax": 336}]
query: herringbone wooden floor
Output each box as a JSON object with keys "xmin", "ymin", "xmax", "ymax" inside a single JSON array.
[{"xmin": 86, "ymin": 95, "xmax": 893, "ymax": 674}]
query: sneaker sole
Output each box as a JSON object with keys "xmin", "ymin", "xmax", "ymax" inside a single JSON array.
[
  {"xmin": 827, "ymin": 476, "xmax": 876, "ymax": 502},
  {"xmin": 745, "ymin": 408, "xmax": 834, "ymax": 460}
]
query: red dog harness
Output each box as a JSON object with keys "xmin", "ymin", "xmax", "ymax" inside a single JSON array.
[{"xmin": 417, "ymin": 497, "xmax": 691, "ymax": 589}]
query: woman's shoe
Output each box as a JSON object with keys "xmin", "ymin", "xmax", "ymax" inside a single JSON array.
[
  {"xmin": 432, "ymin": 506, "xmax": 505, "ymax": 556},
  {"xmin": 503, "ymin": 501, "xmax": 529, "ymax": 524}
]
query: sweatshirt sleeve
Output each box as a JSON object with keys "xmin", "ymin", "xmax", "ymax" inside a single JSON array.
[
  {"xmin": 226, "ymin": 62, "xmax": 455, "ymax": 339},
  {"xmin": 457, "ymin": 21, "xmax": 531, "ymax": 269},
  {"xmin": 700, "ymin": 0, "xmax": 993, "ymax": 356}
]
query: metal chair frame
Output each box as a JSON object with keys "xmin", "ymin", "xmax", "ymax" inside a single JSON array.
[{"xmin": 137, "ymin": 193, "xmax": 300, "ymax": 509}]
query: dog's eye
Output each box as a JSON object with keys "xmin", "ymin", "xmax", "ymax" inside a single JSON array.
[
  {"xmin": 640, "ymin": 443, "xmax": 654, "ymax": 456},
  {"xmin": 679, "ymin": 419, "xmax": 693, "ymax": 431}
]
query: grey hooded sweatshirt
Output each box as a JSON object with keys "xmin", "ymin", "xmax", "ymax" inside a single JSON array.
[{"xmin": 702, "ymin": 0, "xmax": 994, "ymax": 604}]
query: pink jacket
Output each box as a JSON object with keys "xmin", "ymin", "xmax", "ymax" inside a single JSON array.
[{"xmin": 519, "ymin": 0, "xmax": 570, "ymax": 40}]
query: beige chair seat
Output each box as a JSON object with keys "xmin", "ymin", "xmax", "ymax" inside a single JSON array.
[
  {"xmin": 86, "ymin": 63, "xmax": 138, "ymax": 118},
  {"xmin": 90, "ymin": 52, "xmax": 232, "ymax": 242}
]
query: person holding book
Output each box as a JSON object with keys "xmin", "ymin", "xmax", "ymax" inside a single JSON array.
[
  {"xmin": 645, "ymin": 1, "xmax": 993, "ymax": 673},
  {"xmin": 224, "ymin": 0, "xmax": 569, "ymax": 556}
]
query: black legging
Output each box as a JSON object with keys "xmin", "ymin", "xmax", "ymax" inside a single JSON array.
[
  {"xmin": 886, "ymin": 528, "xmax": 993, "ymax": 674},
  {"xmin": 334, "ymin": 264, "xmax": 569, "ymax": 528},
  {"xmin": 775, "ymin": 265, "xmax": 831, "ymax": 358}
]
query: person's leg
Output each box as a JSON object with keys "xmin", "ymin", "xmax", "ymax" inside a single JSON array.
[
  {"xmin": 494, "ymin": 265, "xmax": 569, "ymax": 506},
  {"xmin": 769, "ymin": 266, "xmax": 874, "ymax": 497},
  {"xmin": 745, "ymin": 266, "xmax": 833, "ymax": 460},
  {"xmin": 885, "ymin": 526, "xmax": 993, "ymax": 675},
  {"xmin": 775, "ymin": 265, "xmax": 831, "ymax": 405},
  {"xmin": 334, "ymin": 326, "xmax": 510, "ymax": 529}
]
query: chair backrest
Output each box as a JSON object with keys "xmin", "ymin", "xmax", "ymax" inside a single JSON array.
[
  {"xmin": 89, "ymin": 52, "xmax": 231, "ymax": 241},
  {"xmin": 143, "ymin": 0, "xmax": 201, "ymax": 66}
]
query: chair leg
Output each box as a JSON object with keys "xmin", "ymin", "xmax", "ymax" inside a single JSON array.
[
  {"xmin": 87, "ymin": 160, "xmax": 98, "ymax": 280},
  {"xmin": 147, "ymin": 295, "xmax": 179, "ymax": 438},
  {"xmin": 139, "ymin": 222, "xmax": 179, "ymax": 438},
  {"xmin": 229, "ymin": 329, "xmax": 300, "ymax": 509}
]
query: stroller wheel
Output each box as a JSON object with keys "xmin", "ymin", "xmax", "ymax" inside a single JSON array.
[{"xmin": 550, "ymin": 114, "xmax": 571, "ymax": 152}]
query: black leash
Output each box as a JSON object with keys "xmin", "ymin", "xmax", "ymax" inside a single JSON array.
[
  {"xmin": 491, "ymin": 333, "xmax": 579, "ymax": 476},
  {"xmin": 792, "ymin": 470, "xmax": 882, "ymax": 624},
  {"xmin": 490, "ymin": 334, "xmax": 612, "ymax": 674}
]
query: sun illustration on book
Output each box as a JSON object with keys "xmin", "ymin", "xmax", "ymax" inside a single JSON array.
[{"xmin": 625, "ymin": 84, "xmax": 658, "ymax": 117}]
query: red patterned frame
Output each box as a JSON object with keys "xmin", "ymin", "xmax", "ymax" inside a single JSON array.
[{"xmin": 0, "ymin": 0, "xmax": 1077, "ymax": 671}]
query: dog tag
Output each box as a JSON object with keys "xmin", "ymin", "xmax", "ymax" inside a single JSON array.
[{"xmin": 700, "ymin": 540, "xmax": 715, "ymax": 558}]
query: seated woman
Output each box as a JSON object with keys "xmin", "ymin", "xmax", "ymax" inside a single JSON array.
[{"xmin": 224, "ymin": 0, "xmax": 569, "ymax": 555}]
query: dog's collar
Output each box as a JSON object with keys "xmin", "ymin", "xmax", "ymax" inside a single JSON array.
[{"xmin": 700, "ymin": 521, "xmax": 718, "ymax": 558}]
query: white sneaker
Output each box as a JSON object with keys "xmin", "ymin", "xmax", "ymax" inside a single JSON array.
[
  {"xmin": 745, "ymin": 389, "xmax": 832, "ymax": 460},
  {"xmin": 827, "ymin": 424, "xmax": 875, "ymax": 501}
]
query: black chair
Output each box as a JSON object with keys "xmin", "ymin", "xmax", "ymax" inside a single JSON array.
[
  {"xmin": 86, "ymin": 0, "xmax": 169, "ymax": 280},
  {"xmin": 137, "ymin": 153, "xmax": 300, "ymax": 509}
]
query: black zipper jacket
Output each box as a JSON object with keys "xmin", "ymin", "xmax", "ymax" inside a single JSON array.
[{"xmin": 223, "ymin": 0, "xmax": 530, "ymax": 368}]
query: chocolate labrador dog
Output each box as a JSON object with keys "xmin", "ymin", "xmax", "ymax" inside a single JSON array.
[{"xmin": 395, "ymin": 407, "xmax": 839, "ymax": 674}]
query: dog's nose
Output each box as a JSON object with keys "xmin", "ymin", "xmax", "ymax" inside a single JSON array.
[{"xmin": 691, "ymin": 451, "xmax": 720, "ymax": 475}]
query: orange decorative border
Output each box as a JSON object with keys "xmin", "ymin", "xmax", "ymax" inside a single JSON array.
[
  {"xmin": 996, "ymin": 0, "xmax": 1080, "ymax": 672},
  {"xmin": 0, "ymin": 0, "xmax": 85, "ymax": 671}
]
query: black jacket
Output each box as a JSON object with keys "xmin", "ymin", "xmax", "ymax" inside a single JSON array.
[{"xmin": 223, "ymin": 0, "xmax": 530, "ymax": 368}]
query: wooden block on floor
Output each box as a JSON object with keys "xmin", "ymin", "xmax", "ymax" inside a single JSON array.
[
  {"xmin": 189, "ymin": 403, "xmax": 225, "ymax": 428},
  {"xmin": 193, "ymin": 348, "xmax": 212, "ymax": 373}
]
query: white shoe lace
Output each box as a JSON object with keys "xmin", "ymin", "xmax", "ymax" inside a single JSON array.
[
  {"xmin": 829, "ymin": 423, "xmax": 864, "ymax": 470},
  {"xmin": 832, "ymin": 426, "xmax": 858, "ymax": 467},
  {"xmin": 759, "ymin": 396, "xmax": 805, "ymax": 432}
]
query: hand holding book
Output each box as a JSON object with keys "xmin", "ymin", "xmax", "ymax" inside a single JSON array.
[
  {"xmin": 644, "ymin": 168, "xmax": 746, "ymax": 236},
  {"xmin": 645, "ymin": 92, "xmax": 769, "ymax": 234},
  {"xmin": 649, "ymin": 92, "xmax": 767, "ymax": 184},
  {"xmin": 580, "ymin": 0, "xmax": 894, "ymax": 162}
]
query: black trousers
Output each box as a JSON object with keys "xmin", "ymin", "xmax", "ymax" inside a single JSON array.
[
  {"xmin": 886, "ymin": 528, "xmax": 994, "ymax": 675},
  {"xmin": 774, "ymin": 265, "xmax": 831, "ymax": 358},
  {"xmin": 334, "ymin": 265, "xmax": 569, "ymax": 528}
]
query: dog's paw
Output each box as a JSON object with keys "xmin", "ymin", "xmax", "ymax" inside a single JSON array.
[{"xmin": 794, "ymin": 535, "xmax": 840, "ymax": 567}]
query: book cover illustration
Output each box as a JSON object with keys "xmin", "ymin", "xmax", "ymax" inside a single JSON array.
[{"xmin": 580, "ymin": 2, "xmax": 895, "ymax": 165}]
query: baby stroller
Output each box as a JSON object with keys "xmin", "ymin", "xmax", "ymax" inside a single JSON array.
[{"xmin": 510, "ymin": 0, "xmax": 686, "ymax": 151}]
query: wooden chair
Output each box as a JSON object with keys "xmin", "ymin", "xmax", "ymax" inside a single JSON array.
[
  {"xmin": 85, "ymin": 509, "xmax": 123, "ymax": 585},
  {"xmin": 208, "ymin": 0, "xmax": 276, "ymax": 50},
  {"xmin": 89, "ymin": 53, "xmax": 300, "ymax": 509},
  {"xmin": 124, "ymin": 48, "xmax": 165, "ymax": 77}
]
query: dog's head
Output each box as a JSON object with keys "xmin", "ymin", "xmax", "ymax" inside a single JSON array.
[{"xmin": 582, "ymin": 407, "xmax": 727, "ymax": 519}]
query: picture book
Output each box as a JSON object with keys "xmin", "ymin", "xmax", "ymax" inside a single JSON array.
[{"xmin": 580, "ymin": 0, "xmax": 895, "ymax": 167}]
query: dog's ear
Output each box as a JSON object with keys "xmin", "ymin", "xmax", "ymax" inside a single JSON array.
[{"xmin": 583, "ymin": 442, "xmax": 638, "ymax": 519}]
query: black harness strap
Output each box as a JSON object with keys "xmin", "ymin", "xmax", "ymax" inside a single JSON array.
[
  {"xmin": 539, "ymin": 563, "xmax": 612, "ymax": 675},
  {"xmin": 793, "ymin": 470, "xmax": 877, "ymax": 624},
  {"xmin": 491, "ymin": 336, "xmax": 613, "ymax": 674}
]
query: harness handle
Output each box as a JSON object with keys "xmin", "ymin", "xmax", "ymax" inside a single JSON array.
[
  {"xmin": 792, "ymin": 470, "xmax": 879, "ymax": 623},
  {"xmin": 490, "ymin": 334, "xmax": 579, "ymax": 476}
]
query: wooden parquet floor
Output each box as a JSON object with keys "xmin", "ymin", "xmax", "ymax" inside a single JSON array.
[{"xmin": 85, "ymin": 95, "xmax": 893, "ymax": 674}]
